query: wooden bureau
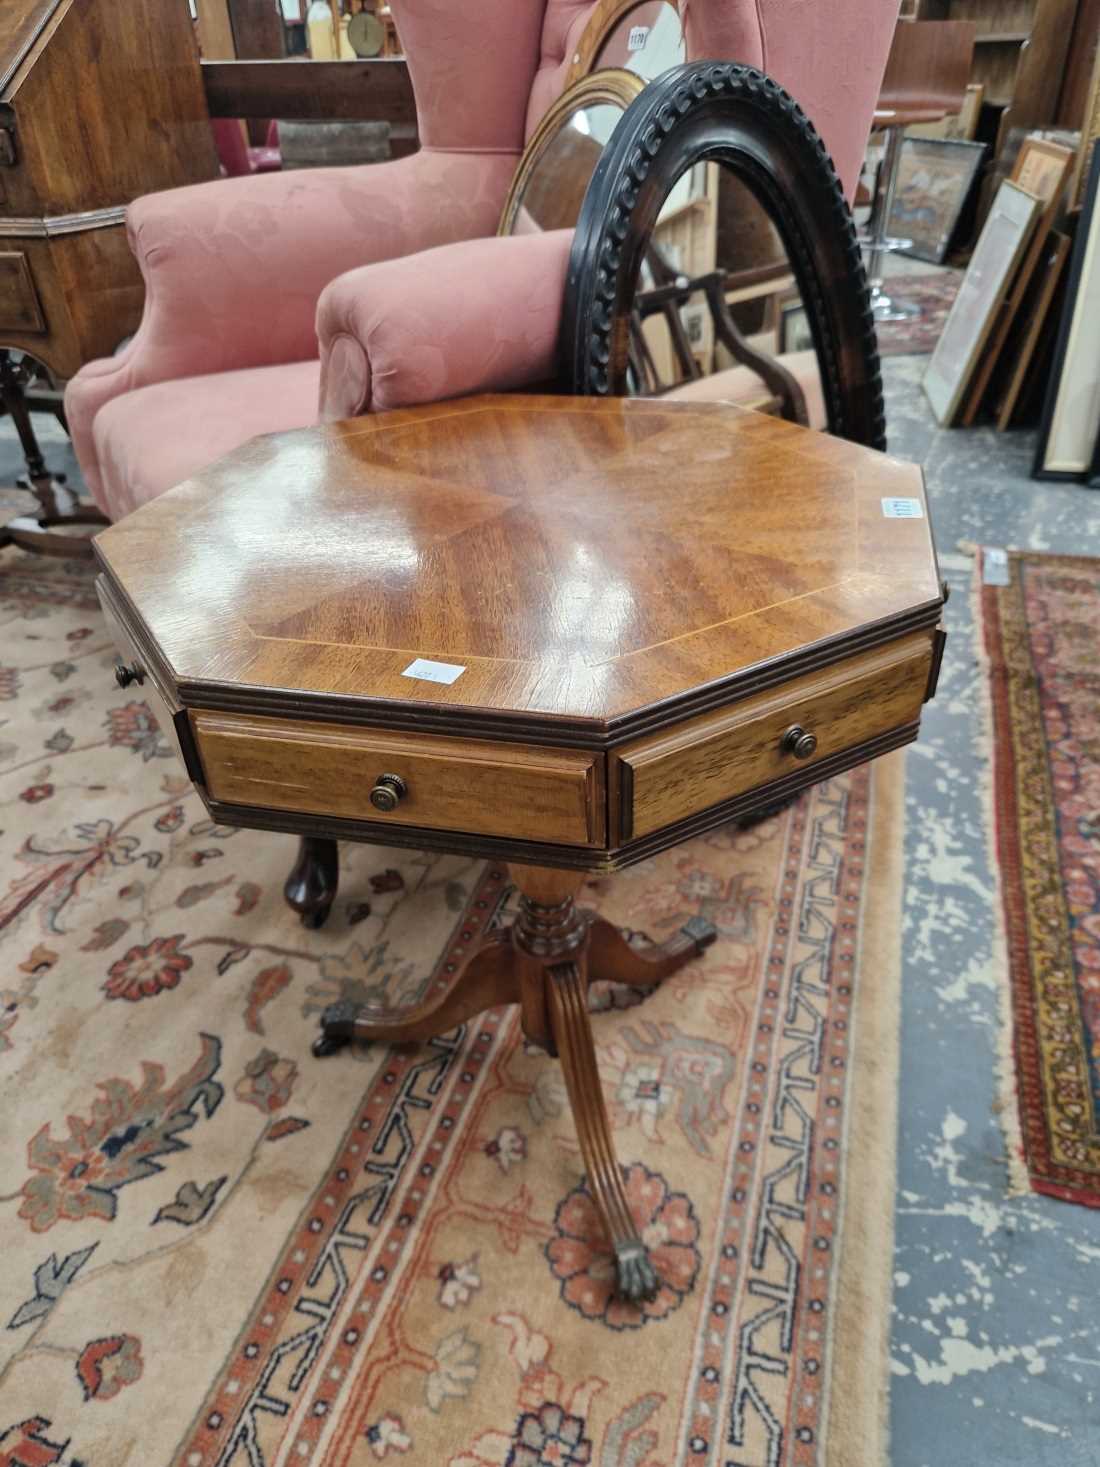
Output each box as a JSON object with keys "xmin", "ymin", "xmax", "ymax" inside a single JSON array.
[
  {"xmin": 93, "ymin": 394, "xmax": 945, "ymax": 1303},
  {"xmin": 1, "ymin": 0, "xmax": 218, "ymax": 378}
]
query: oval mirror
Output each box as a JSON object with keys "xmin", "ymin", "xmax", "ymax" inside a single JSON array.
[
  {"xmin": 498, "ymin": 71, "xmax": 645, "ymax": 237},
  {"xmin": 567, "ymin": 0, "xmax": 685, "ymax": 86},
  {"xmin": 563, "ymin": 62, "xmax": 884, "ymax": 450}
]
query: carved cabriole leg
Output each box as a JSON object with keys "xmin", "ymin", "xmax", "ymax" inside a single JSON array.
[
  {"xmin": 312, "ymin": 930, "xmax": 518, "ymax": 1057},
  {"xmin": 284, "ymin": 835, "xmax": 339, "ymax": 930}
]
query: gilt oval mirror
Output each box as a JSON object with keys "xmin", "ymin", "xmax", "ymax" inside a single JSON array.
[
  {"xmin": 498, "ymin": 70, "xmax": 645, "ymax": 236},
  {"xmin": 565, "ymin": 0, "xmax": 686, "ymax": 86},
  {"xmin": 562, "ymin": 62, "xmax": 884, "ymax": 449}
]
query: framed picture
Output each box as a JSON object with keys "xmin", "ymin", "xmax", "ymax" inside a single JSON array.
[
  {"xmin": 1071, "ymin": 41, "xmax": 1100, "ymax": 212},
  {"xmin": 908, "ymin": 82, "xmax": 984, "ymax": 144},
  {"xmin": 1034, "ymin": 149, "xmax": 1100, "ymax": 480},
  {"xmin": 994, "ymin": 231, "xmax": 1070, "ymax": 431},
  {"xmin": 958, "ymin": 136, "xmax": 1074, "ymax": 424},
  {"xmin": 778, "ymin": 298, "xmax": 812, "ymax": 354},
  {"xmin": 886, "ymin": 137, "xmax": 986, "ymax": 265},
  {"xmin": 924, "ymin": 181, "xmax": 1041, "ymax": 426}
]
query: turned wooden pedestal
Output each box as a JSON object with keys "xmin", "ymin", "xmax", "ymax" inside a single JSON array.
[{"xmin": 92, "ymin": 394, "xmax": 945, "ymax": 1300}]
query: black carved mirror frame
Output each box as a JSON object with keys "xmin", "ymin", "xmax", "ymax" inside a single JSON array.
[{"xmin": 561, "ymin": 62, "xmax": 885, "ymax": 450}]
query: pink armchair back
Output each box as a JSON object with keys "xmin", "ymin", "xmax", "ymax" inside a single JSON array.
[{"xmin": 66, "ymin": 0, "xmax": 900, "ymax": 521}]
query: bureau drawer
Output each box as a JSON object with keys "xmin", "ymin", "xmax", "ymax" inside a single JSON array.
[
  {"xmin": 191, "ymin": 711, "xmax": 605, "ymax": 847},
  {"xmin": 615, "ymin": 632, "xmax": 934, "ymax": 839}
]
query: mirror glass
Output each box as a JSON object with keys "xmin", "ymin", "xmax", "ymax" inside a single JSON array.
[
  {"xmin": 513, "ymin": 105, "xmax": 628, "ymax": 234},
  {"xmin": 500, "ymin": 73, "xmax": 644, "ymax": 236},
  {"xmin": 624, "ymin": 162, "xmax": 824, "ymax": 430},
  {"xmin": 591, "ymin": 1, "xmax": 685, "ymax": 81}
]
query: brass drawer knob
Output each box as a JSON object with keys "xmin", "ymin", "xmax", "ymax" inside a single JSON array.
[
  {"xmin": 369, "ymin": 772, "xmax": 407, "ymax": 813},
  {"xmin": 114, "ymin": 662, "xmax": 145, "ymax": 689},
  {"xmin": 780, "ymin": 724, "xmax": 817, "ymax": 760}
]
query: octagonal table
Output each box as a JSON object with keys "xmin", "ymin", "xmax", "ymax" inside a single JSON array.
[{"xmin": 93, "ymin": 394, "xmax": 945, "ymax": 1300}]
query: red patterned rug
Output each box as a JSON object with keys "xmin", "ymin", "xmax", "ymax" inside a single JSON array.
[
  {"xmin": 0, "ymin": 545, "xmax": 906, "ymax": 1465},
  {"xmin": 875, "ymin": 270, "xmax": 962, "ymax": 357},
  {"xmin": 980, "ymin": 548, "xmax": 1100, "ymax": 1206}
]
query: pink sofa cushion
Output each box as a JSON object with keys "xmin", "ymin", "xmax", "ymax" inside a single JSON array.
[{"xmin": 92, "ymin": 360, "xmax": 320, "ymax": 521}]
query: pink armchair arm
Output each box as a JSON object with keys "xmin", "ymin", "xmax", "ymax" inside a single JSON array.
[
  {"xmin": 316, "ymin": 230, "xmax": 573, "ymax": 420},
  {"xmin": 66, "ymin": 148, "xmax": 518, "ymax": 498}
]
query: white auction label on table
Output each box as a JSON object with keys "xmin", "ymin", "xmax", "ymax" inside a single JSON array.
[
  {"xmin": 881, "ymin": 497, "xmax": 924, "ymax": 519},
  {"xmin": 401, "ymin": 657, "xmax": 466, "ymax": 685}
]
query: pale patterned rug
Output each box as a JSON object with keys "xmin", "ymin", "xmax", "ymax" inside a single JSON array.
[{"xmin": 0, "ymin": 546, "xmax": 905, "ymax": 1466}]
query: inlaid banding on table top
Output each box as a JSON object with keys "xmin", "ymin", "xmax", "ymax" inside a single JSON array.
[{"xmin": 94, "ymin": 395, "xmax": 942, "ymax": 731}]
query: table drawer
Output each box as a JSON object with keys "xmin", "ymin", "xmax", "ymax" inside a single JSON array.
[
  {"xmin": 191, "ymin": 711, "xmax": 605, "ymax": 847},
  {"xmin": 615, "ymin": 631, "xmax": 934, "ymax": 839},
  {"xmin": 95, "ymin": 575, "xmax": 181, "ymax": 760}
]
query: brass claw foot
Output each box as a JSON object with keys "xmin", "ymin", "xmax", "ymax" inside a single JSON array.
[
  {"xmin": 614, "ymin": 1239, "xmax": 659, "ymax": 1303},
  {"xmin": 312, "ymin": 1000, "xmax": 357, "ymax": 1057}
]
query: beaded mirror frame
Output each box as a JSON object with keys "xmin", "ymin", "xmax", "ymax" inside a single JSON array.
[{"xmin": 560, "ymin": 61, "xmax": 886, "ymax": 450}]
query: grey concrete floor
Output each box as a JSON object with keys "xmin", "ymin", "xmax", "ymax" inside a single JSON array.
[
  {"xmin": 2, "ymin": 353, "xmax": 1099, "ymax": 1463},
  {"xmin": 884, "ymin": 354, "xmax": 1100, "ymax": 1467}
]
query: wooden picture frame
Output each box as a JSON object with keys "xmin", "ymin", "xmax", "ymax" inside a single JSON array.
[
  {"xmin": 923, "ymin": 181, "xmax": 1041, "ymax": 427},
  {"xmin": 959, "ymin": 135, "xmax": 1074, "ymax": 424},
  {"xmin": 908, "ymin": 82, "xmax": 984, "ymax": 143},
  {"xmin": 994, "ymin": 230, "xmax": 1070, "ymax": 430},
  {"xmin": 886, "ymin": 137, "xmax": 986, "ymax": 265},
  {"xmin": 1070, "ymin": 40, "xmax": 1100, "ymax": 213},
  {"xmin": 779, "ymin": 298, "xmax": 812, "ymax": 354},
  {"xmin": 1034, "ymin": 148, "xmax": 1100, "ymax": 481}
]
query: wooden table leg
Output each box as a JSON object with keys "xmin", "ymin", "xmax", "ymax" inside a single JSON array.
[
  {"xmin": 313, "ymin": 930, "xmax": 518, "ymax": 1056},
  {"xmin": 284, "ymin": 835, "xmax": 339, "ymax": 928},
  {"xmin": 545, "ymin": 953, "xmax": 660, "ymax": 1303},
  {"xmin": 587, "ymin": 913, "xmax": 717, "ymax": 987},
  {"xmin": 308, "ymin": 858, "xmax": 715, "ymax": 1302}
]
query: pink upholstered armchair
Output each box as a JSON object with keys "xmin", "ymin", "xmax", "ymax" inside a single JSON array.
[{"xmin": 66, "ymin": 0, "xmax": 900, "ymax": 522}]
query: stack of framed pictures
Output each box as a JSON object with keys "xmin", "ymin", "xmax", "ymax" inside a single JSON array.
[
  {"xmin": 922, "ymin": 136, "xmax": 1077, "ymax": 428},
  {"xmin": 1033, "ymin": 148, "xmax": 1100, "ymax": 484}
]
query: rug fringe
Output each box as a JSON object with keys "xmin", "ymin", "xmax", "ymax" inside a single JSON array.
[{"xmin": 970, "ymin": 549, "xmax": 1030, "ymax": 1198}]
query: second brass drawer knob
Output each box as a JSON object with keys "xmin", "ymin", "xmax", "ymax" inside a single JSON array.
[
  {"xmin": 780, "ymin": 724, "xmax": 818, "ymax": 760},
  {"xmin": 114, "ymin": 662, "xmax": 144, "ymax": 689},
  {"xmin": 369, "ymin": 772, "xmax": 408, "ymax": 813}
]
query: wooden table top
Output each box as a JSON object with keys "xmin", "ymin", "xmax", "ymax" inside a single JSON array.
[{"xmin": 95, "ymin": 395, "xmax": 942, "ymax": 739}]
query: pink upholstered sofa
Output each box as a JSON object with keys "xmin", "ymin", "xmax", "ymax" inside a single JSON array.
[{"xmin": 66, "ymin": 0, "xmax": 900, "ymax": 523}]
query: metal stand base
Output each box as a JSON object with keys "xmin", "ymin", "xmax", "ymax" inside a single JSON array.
[
  {"xmin": 861, "ymin": 123, "xmax": 923, "ymax": 329},
  {"xmin": 868, "ymin": 286, "xmax": 922, "ymax": 324}
]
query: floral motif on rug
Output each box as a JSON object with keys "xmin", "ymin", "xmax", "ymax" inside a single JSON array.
[
  {"xmin": 0, "ymin": 548, "xmax": 903, "ymax": 1465},
  {"xmin": 980, "ymin": 549, "xmax": 1100, "ymax": 1205}
]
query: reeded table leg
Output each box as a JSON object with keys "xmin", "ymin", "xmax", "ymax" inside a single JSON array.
[
  {"xmin": 546, "ymin": 955, "xmax": 659, "ymax": 1302},
  {"xmin": 284, "ymin": 835, "xmax": 339, "ymax": 929}
]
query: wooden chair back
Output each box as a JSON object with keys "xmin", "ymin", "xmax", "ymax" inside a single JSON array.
[{"xmin": 878, "ymin": 19, "xmax": 976, "ymax": 121}]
